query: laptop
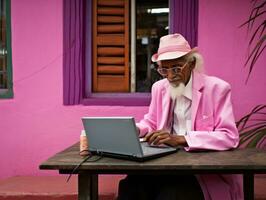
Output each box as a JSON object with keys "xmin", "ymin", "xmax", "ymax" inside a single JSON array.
[{"xmin": 82, "ymin": 117, "xmax": 178, "ymax": 161}]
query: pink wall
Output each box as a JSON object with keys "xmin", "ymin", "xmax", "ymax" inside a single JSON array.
[
  {"xmin": 199, "ymin": 0, "xmax": 266, "ymax": 119},
  {"xmin": 0, "ymin": 0, "xmax": 147, "ymax": 179},
  {"xmin": 0, "ymin": 0, "xmax": 265, "ymax": 179}
]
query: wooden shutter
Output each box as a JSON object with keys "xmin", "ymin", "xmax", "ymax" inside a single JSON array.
[{"xmin": 93, "ymin": 0, "xmax": 129, "ymax": 92}]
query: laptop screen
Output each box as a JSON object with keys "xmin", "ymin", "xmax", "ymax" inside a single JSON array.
[{"xmin": 82, "ymin": 117, "xmax": 143, "ymax": 157}]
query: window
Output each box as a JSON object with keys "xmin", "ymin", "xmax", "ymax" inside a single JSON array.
[
  {"xmin": 91, "ymin": 0, "xmax": 168, "ymax": 93},
  {"xmin": 0, "ymin": 0, "xmax": 13, "ymax": 99},
  {"xmin": 63, "ymin": 0, "xmax": 198, "ymax": 105},
  {"xmin": 135, "ymin": 0, "xmax": 168, "ymax": 92}
]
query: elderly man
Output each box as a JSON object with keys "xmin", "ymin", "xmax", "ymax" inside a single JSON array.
[{"xmin": 117, "ymin": 34, "xmax": 243, "ymax": 200}]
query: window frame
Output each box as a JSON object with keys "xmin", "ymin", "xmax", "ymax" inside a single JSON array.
[
  {"xmin": 0, "ymin": 0, "xmax": 13, "ymax": 99},
  {"xmin": 83, "ymin": 0, "xmax": 151, "ymax": 106},
  {"xmin": 62, "ymin": 0, "xmax": 198, "ymax": 106}
]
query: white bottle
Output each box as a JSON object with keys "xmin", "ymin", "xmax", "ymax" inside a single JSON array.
[{"xmin": 79, "ymin": 130, "xmax": 89, "ymax": 156}]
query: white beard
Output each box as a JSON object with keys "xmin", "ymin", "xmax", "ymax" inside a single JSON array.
[{"xmin": 169, "ymin": 82, "xmax": 185, "ymax": 100}]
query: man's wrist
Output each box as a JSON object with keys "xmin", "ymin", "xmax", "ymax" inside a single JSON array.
[{"xmin": 176, "ymin": 135, "xmax": 188, "ymax": 147}]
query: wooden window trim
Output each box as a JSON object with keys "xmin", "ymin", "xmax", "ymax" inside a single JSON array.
[
  {"xmin": 82, "ymin": 92, "xmax": 151, "ymax": 106},
  {"xmin": 0, "ymin": 0, "xmax": 13, "ymax": 99}
]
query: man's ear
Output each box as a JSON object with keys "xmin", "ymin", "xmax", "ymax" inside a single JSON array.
[{"xmin": 189, "ymin": 57, "xmax": 196, "ymax": 70}]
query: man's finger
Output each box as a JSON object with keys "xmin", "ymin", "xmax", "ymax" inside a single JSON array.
[
  {"xmin": 152, "ymin": 134, "xmax": 169, "ymax": 145},
  {"xmin": 148, "ymin": 131, "xmax": 163, "ymax": 144},
  {"xmin": 149, "ymin": 132, "xmax": 169, "ymax": 145},
  {"xmin": 145, "ymin": 130, "xmax": 161, "ymax": 140},
  {"xmin": 157, "ymin": 138, "xmax": 171, "ymax": 146}
]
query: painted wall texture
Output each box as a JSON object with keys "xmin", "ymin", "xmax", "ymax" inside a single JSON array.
[
  {"xmin": 199, "ymin": 0, "xmax": 266, "ymax": 119},
  {"xmin": 0, "ymin": 0, "xmax": 265, "ymax": 179}
]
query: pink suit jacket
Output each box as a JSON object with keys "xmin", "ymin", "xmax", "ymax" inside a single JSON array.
[{"xmin": 136, "ymin": 71, "xmax": 243, "ymax": 200}]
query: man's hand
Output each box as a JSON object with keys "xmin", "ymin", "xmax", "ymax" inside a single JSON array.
[{"xmin": 145, "ymin": 130, "xmax": 188, "ymax": 147}]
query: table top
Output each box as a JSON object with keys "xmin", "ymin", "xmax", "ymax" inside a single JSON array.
[{"xmin": 39, "ymin": 142, "xmax": 266, "ymax": 174}]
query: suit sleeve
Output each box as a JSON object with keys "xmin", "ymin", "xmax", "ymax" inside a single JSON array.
[
  {"xmin": 136, "ymin": 83, "xmax": 158, "ymax": 137},
  {"xmin": 184, "ymin": 86, "xmax": 239, "ymax": 151}
]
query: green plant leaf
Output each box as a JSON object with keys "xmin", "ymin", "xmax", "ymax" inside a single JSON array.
[
  {"xmin": 240, "ymin": 0, "xmax": 266, "ymax": 82},
  {"xmin": 240, "ymin": 121, "xmax": 266, "ymax": 132},
  {"xmin": 240, "ymin": 126, "xmax": 265, "ymax": 144},
  {"xmin": 245, "ymin": 35, "xmax": 266, "ymax": 82},
  {"xmin": 248, "ymin": 21, "xmax": 266, "ymax": 46},
  {"xmin": 237, "ymin": 105, "xmax": 266, "ymax": 147},
  {"xmin": 236, "ymin": 104, "xmax": 266, "ymax": 131},
  {"xmin": 246, "ymin": 129, "xmax": 266, "ymax": 148}
]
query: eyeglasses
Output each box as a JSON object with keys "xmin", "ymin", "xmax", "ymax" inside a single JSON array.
[{"xmin": 157, "ymin": 62, "xmax": 188, "ymax": 76}]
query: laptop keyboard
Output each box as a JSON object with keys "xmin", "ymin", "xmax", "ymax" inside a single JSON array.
[{"xmin": 141, "ymin": 142, "xmax": 175, "ymax": 156}]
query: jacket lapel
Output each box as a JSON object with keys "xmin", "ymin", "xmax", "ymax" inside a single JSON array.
[
  {"xmin": 191, "ymin": 72, "xmax": 204, "ymax": 130},
  {"xmin": 161, "ymin": 80, "xmax": 173, "ymax": 130}
]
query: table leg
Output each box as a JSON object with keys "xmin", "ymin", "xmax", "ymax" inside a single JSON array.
[
  {"xmin": 243, "ymin": 173, "xmax": 254, "ymax": 200},
  {"xmin": 78, "ymin": 173, "xmax": 98, "ymax": 200}
]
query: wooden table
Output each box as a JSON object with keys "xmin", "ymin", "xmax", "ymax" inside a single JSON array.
[{"xmin": 39, "ymin": 143, "xmax": 266, "ymax": 200}]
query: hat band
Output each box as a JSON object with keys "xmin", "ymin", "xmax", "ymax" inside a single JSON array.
[{"xmin": 157, "ymin": 45, "xmax": 191, "ymax": 56}]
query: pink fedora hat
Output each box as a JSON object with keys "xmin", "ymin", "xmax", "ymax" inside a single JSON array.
[{"xmin": 151, "ymin": 33, "xmax": 196, "ymax": 62}]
